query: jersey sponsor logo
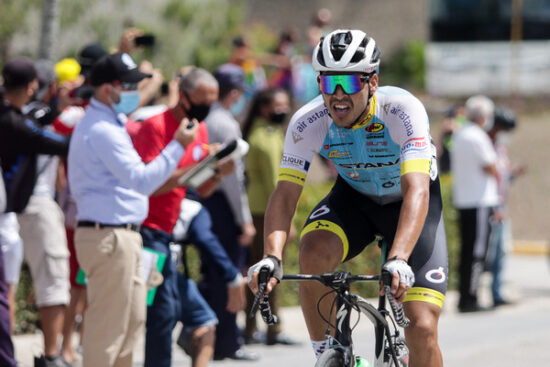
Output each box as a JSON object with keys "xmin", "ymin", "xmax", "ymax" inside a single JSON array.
[
  {"xmin": 425, "ymin": 267, "xmax": 446, "ymax": 284},
  {"xmin": 390, "ymin": 106, "xmax": 414, "ymax": 137},
  {"xmin": 401, "ymin": 137, "xmax": 428, "ymax": 153},
  {"xmin": 282, "ymin": 154, "xmax": 310, "ymax": 171},
  {"xmin": 328, "ymin": 150, "xmax": 351, "ymax": 158},
  {"xmin": 295, "ymin": 108, "xmax": 329, "ymax": 133},
  {"xmin": 365, "ymin": 122, "xmax": 384, "ymax": 133},
  {"xmin": 292, "ymin": 131, "xmax": 303, "ymax": 143},
  {"xmin": 367, "ymin": 148, "xmax": 389, "ymax": 153},
  {"xmin": 337, "ymin": 158, "xmax": 400, "ymax": 170},
  {"xmin": 309, "ymin": 205, "xmax": 330, "ymax": 219},
  {"xmin": 324, "ymin": 142, "xmax": 353, "ymax": 149},
  {"xmin": 382, "ymin": 181, "xmax": 395, "ymax": 188},
  {"xmin": 366, "ymin": 141, "xmax": 388, "ymax": 146},
  {"xmin": 366, "ymin": 133, "xmax": 384, "ymax": 140},
  {"xmin": 369, "ymin": 154, "xmax": 394, "ymax": 158}
]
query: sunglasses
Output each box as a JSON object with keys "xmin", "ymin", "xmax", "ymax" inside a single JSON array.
[{"xmin": 318, "ymin": 74, "xmax": 369, "ymax": 95}]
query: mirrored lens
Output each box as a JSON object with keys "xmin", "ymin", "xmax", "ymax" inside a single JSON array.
[{"xmin": 319, "ymin": 74, "xmax": 364, "ymax": 95}]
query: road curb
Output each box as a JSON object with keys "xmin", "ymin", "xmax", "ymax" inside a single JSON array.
[{"xmin": 512, "ymin": 240, "xmax": 549, "ymax": 255}]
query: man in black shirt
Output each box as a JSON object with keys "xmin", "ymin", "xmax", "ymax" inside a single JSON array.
[
  {"xmin": 0, "ymin": 57, "xmax": 69, "ymax": 213},
  {"xmin": 0, "ymin": 57, "xmax": 70, "ymax": 367}
]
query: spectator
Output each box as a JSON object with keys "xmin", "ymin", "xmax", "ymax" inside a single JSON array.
[
  {"xmin": 128, "ymin": 67, "xmax": 232, "ymax": 367},
  {"xmin": 1, "ymin": 57, "xmax": 70, "ymax": 367},
  {"xmin": 436, "ymin": 104, "xmax": 467, "ymax": 174},
  {"xmin": 172, "ymin": 197, "xmax": 246, "ymax": 367},
  {"xmin": 0, "ymin": 229, "xmax": 16, "ymax": 367},
  {"xmin": 200, "ymin": 63, "xmax": 258, "ymax": 361},
  {"xmin": 56, "ymin": 43, "xmax": 107, "ymax": 364},
  {"xmin": 0, "ymin": 167, "xmax": 18, "ymax": 367},
  {"xmin": 486, "ymin": 107, "xmax": 526, "ymax": 307},
  {"xmin": 228, "ymin": 36, "xmax": 267, "ymax": 120},
  {"xmin": 451, "ymin": 95, "xmax": 499, "ymax": 313},
  {"xmin": 16, "ymin": 59, "xmax": 73, "ymax": 367},
  {"xmin": 0, "ymin": 212, "xmax": 23, "ymax": 332},
  {"xmin": 306, "ymin": 8, "xmax": 333, "ymax": 54},
  {"xmin": 241, "ymin": 88, "xmax": 298, "ymax": 346},
  {"xmin": 67, "ymin": 52, "xmax": 197, "ymax": 367}
]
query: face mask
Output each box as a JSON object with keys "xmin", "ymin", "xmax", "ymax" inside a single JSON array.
[
  {"xmin": 183, "ymin": 92, "xmax": 211, "ymax": 122},
  {"xmin": 269, "ymin": 112, "xmax": 288, "ymax": 124},
  {"xmin": 112, "ymin": 90, "xmax": 140, "ymax": 115},
  {"xmin": 230, "ymin": 94, "xmax": 247, "ymax": 116}
]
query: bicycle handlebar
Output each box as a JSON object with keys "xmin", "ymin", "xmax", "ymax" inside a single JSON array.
[
  {"xmin": 250, "ymin": 269, "xmax": 409, "ymax": 328},
  {"xmin": 381, "ymin": 270, "xmax": 411, "ymax": 328},
  {"xmin": 249, "ymin": 266, "xmax": 278, "ymax": 324}
]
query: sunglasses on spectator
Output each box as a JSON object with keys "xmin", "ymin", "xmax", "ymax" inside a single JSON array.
[{"xmin": 318, "ymin": 74, "xmax": 369, "ymax": 95}]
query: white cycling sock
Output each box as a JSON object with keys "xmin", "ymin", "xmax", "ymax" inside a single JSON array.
[{"xmin": 311, "ymin": 336, "xmax": 333, "ymax": 359}]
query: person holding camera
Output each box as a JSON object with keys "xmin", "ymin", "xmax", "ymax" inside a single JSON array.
[{"xmin": 67, "ymin": 52, "xmax": 198, "ymax": 367}]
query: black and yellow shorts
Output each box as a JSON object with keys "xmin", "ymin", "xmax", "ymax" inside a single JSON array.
[{"xmin": 301, "ymin": 176, "xmax": 448, "ymax": 308}]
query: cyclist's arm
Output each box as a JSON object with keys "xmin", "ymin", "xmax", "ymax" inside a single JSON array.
[
  {"xmin": 249, "ymin": 180, "xmax": 303, "ymax": 294},
  {"xmin": 264, "ymin": 180, "xmax": 303, "ymax": 259},
  {"xmin": 389, "ymin": 172, "xmax": 430, "ymax": 261},
  {"xmin": 387, "ymin": 171, "xmax": 430, "ymax": 300}
]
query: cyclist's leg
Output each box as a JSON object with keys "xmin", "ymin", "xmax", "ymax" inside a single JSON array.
[
  {"xmin": 401, "ymin": 179, "xmax": 447, "ymax": 367},
  {"xmin": 299, "ymin": 178, "xmax": 374, "ymax": 356}
]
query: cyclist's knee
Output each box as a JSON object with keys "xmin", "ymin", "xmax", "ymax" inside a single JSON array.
[
  {"xmin": 404, "ymin": 302, "xmax": 439, "ymax": 344},
  {"xmin": 299, "ymin": 232, "xmax": 342, "ymax": 272}
]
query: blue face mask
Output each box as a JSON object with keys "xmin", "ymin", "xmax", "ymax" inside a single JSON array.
[
  {"xmin": 112, "ymin": 90, "xmax": 140, "ymax": 115},
  {"xmin": 230, "ymin": 93, "xmax": 247, "ymax": 117}
]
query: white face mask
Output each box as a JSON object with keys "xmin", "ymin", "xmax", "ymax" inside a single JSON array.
[{"xmin": 496, "ymin": 131, "xmax": 512, "ymax": 146}]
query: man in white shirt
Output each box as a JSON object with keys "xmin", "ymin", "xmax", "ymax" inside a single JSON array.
[
  {"xmin": 451, "ymin": 95, "xmax": 499, "ymax": 312},
  {"xmin": 68, "ymin": 52, "xmax": 198, "ymax": 367}
]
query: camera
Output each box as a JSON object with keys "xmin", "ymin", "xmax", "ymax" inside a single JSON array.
[{"xmin": 134, "ymin": 34, "xmax": 156, "ymax": 47}]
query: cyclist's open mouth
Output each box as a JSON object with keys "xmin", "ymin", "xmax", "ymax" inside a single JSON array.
[{"xmin": 332, "ymin": 103, "xmax": 352, "ymax": 118}]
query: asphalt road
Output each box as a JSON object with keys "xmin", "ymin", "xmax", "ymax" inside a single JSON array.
[{"xmin": 14, "ymin": 253, "xmax": 550, "ymax": 366}]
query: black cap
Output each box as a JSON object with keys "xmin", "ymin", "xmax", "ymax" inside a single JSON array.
[
  {"xmin": 78, "ymin": 42, "xmax": 108, "ymax": 77},
  {"xmin": 493, "ymin": 106, "xmax": 516, "ymax": 130},
  {"xmin": 214, "ymin": 63, "xmax": 245, "ymax": 93},
  {"xmin": 89, "ymin": 52, "xmax": 152, "ymax": 87},
  {"xmin": 2, "ymin": 57, "xmax": 37, "ymax": 90}
]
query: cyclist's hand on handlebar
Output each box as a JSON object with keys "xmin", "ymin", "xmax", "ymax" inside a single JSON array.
[
  {"xmin": 381, "ymin": 257, "xmax": 415, "ymax": 302},
  {"xmin": 247, "ymin": 255, "xmax": 283, "ymax": 295}
]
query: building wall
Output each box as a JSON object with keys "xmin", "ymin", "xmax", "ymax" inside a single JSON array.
[{"xmin": 244, "ymin": 0, "xmax": 429, "ymax": 55}]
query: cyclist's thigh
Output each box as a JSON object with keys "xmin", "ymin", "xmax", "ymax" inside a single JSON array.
[
  {"xmin": 301, "ymin": 177, "xmax": 376, "ymax": 263},
  {"xmin": 404, "ymin": 177, "xmax": 448, "ymax": 308}
]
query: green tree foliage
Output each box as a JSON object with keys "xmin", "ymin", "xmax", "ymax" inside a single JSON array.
[
  {"xmin": 380, "ymin": 39, "xmax": 426, "ymax": 91},
  {"xmin": 0, "ymin": 0, "xmax": 41, "ymax": 65}
]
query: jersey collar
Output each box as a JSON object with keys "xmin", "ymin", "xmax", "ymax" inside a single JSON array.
[{"xmin": 346, "ymin": 94, "xmax": 376, "ymax": 130}]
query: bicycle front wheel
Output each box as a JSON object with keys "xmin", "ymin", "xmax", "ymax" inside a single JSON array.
[{"xmin": 315, "ymin": 349, "xmax": 345, "ymax": 367}]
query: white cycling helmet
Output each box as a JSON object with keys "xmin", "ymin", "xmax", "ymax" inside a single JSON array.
[{"xmin": 312, "ymin": 29, "xmax": 380, "ymax": 74}]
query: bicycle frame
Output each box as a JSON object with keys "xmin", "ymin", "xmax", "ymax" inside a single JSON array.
[
  {"xmin": 283, "ymin": 272, "xmax": 407, "ymax": 367},
  {"xmin": 251, "ymin": 238, "xmax": 409, "ymax": 366}
]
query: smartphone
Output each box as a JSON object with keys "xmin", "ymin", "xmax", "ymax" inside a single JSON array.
[{"xmin": 134, "ymin": 34, "xmax": 156, "ymax": 47}]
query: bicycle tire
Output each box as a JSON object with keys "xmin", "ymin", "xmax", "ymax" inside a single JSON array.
[{"xmin": 315, "ymin": 349, "xmax": 345, "ymax": 367}]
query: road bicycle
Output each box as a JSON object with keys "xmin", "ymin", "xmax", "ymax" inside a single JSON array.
[{"xmin": 251, "ymin": 237, "xmax": 410, "ymax": 367}]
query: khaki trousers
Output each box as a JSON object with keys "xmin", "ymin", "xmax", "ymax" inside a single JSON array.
[{"xmin": 75, "ymin": 227, "xmax": 146, "ymax": 367}]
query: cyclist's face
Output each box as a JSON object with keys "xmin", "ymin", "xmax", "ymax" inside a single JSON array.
[{"xmin": 319, "ymin": 73, "xmax": 378, "ymax": 128}]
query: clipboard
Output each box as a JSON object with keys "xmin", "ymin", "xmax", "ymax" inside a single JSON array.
[
  {"xmin": 177, "ymin": 139, "xmax": 248, "ymax": 189},
  {"xmin": 75, "ymin": 247, "xmax": 167, "ymax": 306}
]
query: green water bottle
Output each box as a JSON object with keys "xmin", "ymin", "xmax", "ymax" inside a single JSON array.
[{"xmin": 355, "ymin": 356, "xmax": 370, "ymax": 367}]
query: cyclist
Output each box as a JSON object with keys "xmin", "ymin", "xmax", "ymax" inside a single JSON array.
[{"xmin": 248, "ymin": 29, "xmax": 448, "ymax": 367}]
